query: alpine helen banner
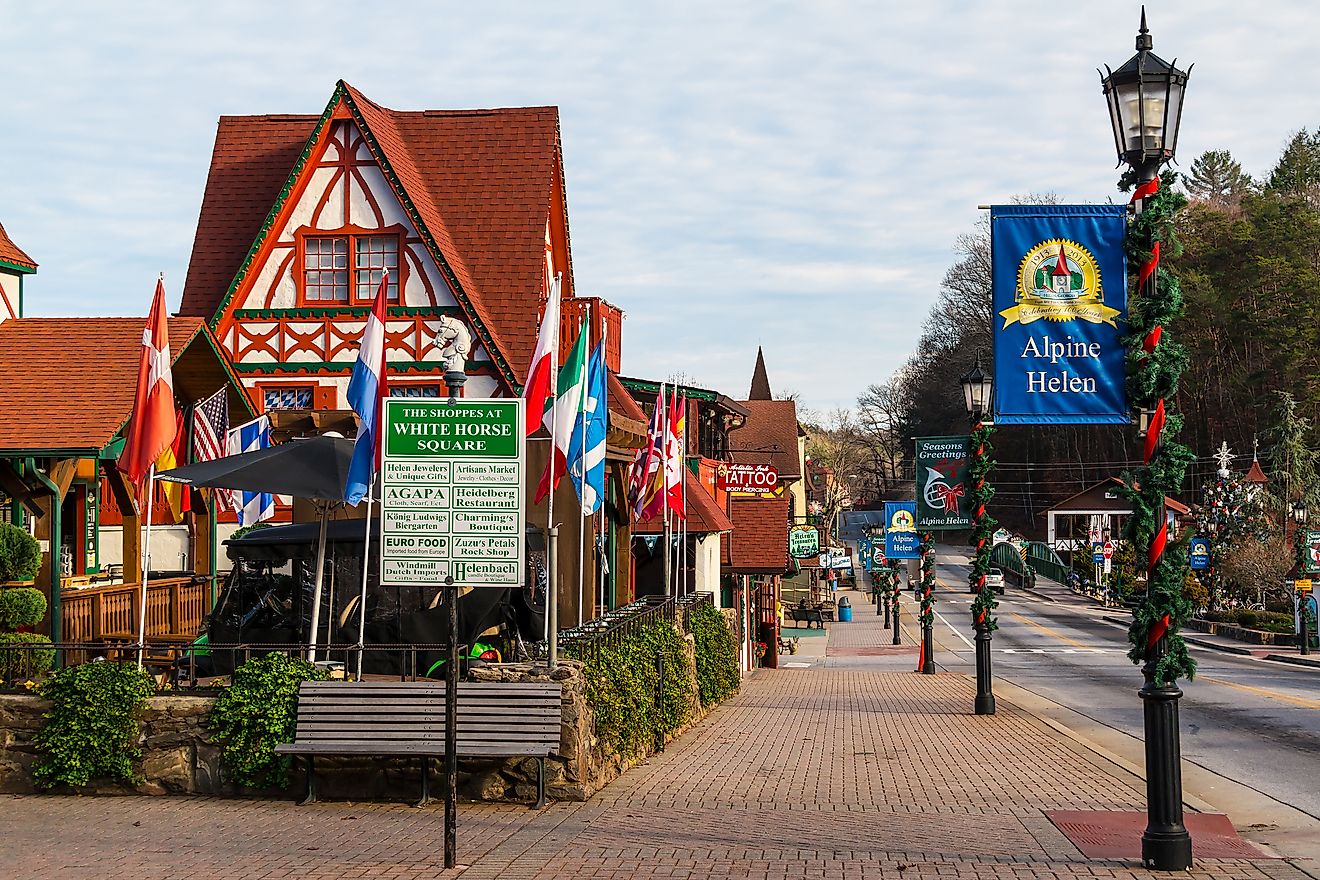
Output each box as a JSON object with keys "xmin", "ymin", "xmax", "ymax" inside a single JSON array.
[
  {"xmin": 915, "ymin": 436, "xmax": 972, "ymax": 530},
  {"xmin": 991, "ymin": 204, "xmax": 1127, "ymax": 424},
  {"xmin": 883, "ymin": 501, "xmax": 921, "ymax": 560}
]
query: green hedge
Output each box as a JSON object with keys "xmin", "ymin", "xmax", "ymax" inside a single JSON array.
[
  {"xmin": 0, "ymin": 632, "xmax": 55, "ymax": 680},
  {"xmin": 1202, "ymin": 609, "xmax": 1296, "ymax": 633},
  {"xmin": 207, "ymin": 652, "xmax": 328, "ymax": 790},
  {"xmin": 0, "ymin": 587, "xmax": 47, "ymax": 630},
  {"xmin": 0, "ymin": 523, "xmax": 40, "ymax": 584},
  {"xmin": 687, "ymin": 604, "xmax": 739, "ymax": 706},
  {"xmin": 569, "ymin": 621, "xmax": 694, "ymax": 760},
  {"xmin": 34, "ymin": 662, "xmax": 154, "ymax": 788}
]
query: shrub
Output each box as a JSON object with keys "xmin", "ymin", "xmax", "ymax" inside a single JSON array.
[
  {"xmin": 207, "ymin": 652, "xmax": 328, "ymax": 789},
  {"xmin": 0, "ymin": 587, "xmax": 47, "ymax": 630},
  {"xmin": 1235, "ymin": 610, "xmax": 1259, "ymax": 629},
  {"xmin": 569, "ymin": 621, "xmax": 695, "ymax": 760},
  {"xmin": 687, "ymin": 604, "xmax": 739, "ymax": 706},
  {"xmin": 33, "ymin": 661, "xmax": 154, "ymax": 788},
  {"xmin": 0, "ymin": 523, "xmax": 40, "ymax": 584},
  {"xmin": 0, "ymin": 632, "xmax": 55, "ymax": 680}
]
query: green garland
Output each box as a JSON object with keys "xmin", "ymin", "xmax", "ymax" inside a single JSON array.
[
  {"xmin": 1118, "ymin": 168, "xmax": 1197, "ymax": 685},
  {"xmin": 919, "ymin": 534, "xmax": 936, "ymax": 627},
  {"xmin": 890, "ymin": 563, "xmax": 902, "ymax": 613},
  {"xmin": 967, "ymin": 423, "xmax": 999, "ymax": 631}
]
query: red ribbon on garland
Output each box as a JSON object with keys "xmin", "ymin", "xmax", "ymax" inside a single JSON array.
[
  {"xmin": 1138, "ymin": 240, "xmax": 1160, "ymax": 288},
  {"xmin": 1131, "ymin": 177, "xmax": 1160, "ymax": 205},
  {"xmin": 1143, "ymin": 399, "xmax": 1166, "ymax": 465},
  {"xmin": 1148, "ymin": 520, "xmax": 1169, "ymax": 576},
  {"xmin": 1143, "ymin": 325, "xmax": 1163, "ymax": 354},
  {"xmin": 1147, "ymin": 613, "xmax": 1171, "ymax": 648}
]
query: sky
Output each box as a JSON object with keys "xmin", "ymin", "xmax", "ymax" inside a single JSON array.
[{"xmin": 1, "ymin": 1, "xmax": 1315, "ymax": 414}]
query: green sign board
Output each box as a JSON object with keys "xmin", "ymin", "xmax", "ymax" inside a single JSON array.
[
  {"xmin": 788, "ymin": 526, "xmax": 820, "ymax": 559},
  {"xmin": 915, "ymin": 435, "xmax": 973, "ymax": 530},
  {"xmin": 380, "ymin": 398, "xmax": 525, "ymax": 588}
]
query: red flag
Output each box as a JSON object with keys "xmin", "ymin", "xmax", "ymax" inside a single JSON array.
[
  {"xmin": 523, "ymin": 214, "xmax": 561, "ymax": 436},
  {"xmin": 118, "ymin": 278, "xmax": 177, "ymax": 494},
  {"xmin": 665, "ymin": 393, "xmax": 686, "ymax": 518}
]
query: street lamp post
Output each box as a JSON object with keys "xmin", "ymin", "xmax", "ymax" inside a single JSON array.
[
  {"xmin": 961, "ymin": 357, "xmax": 997, "ymax": 716},
  {"xmin": 1292, "ymin": 501, "xmax": 1310, "ymax": 657},
  {"xmin": 1101, "ymin": 10, "xmax": 1193, "ymax": 872}
]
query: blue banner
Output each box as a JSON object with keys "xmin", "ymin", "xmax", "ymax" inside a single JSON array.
[
  {"xmin": 991, "ymin": 204, "xmax": 1127, "ymax": 425},
  {"xmin": 1189, "ymin": 537, "xmax": 1210, "ymax": 571},
  {"xmin": 884, "ymin": 501, "xmax": 921, "ymax": 560}
]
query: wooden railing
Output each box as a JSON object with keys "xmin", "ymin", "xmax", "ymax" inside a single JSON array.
[{"xmin": 61, "ymin": 577, "xmax": 213, "ymax": 643}]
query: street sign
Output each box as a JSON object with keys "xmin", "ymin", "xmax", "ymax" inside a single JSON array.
[
  {"xmin": 1189, "ymin": 537, "xmax": 1210, "ymax": 571},
  {"xmin": 1102, "ymin": 541, "xmax": 1114, "ymax": 560},
  {"xmin": 1092, "ymin": 544, "xmax": 1104, "ymax": 565},
  {"xmin": 1297, "ymin": 579, "xmax": 1314, "ymax": 593},
  {"xmin": 379, "ymin": 398, "xmax": 525, "ymax": 588}
]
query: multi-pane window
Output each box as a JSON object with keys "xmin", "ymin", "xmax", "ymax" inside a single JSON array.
[
  {"xmin": 264, "ymin": 387, "xmax": 315, "ymax": 410},
  {"xmin": 301, "ymin": 234, "xmax": 399, "ymax": 304},
  {"xmin": 304, "ymin": 238, "xmax": 349, "ymax": 302},
  {"xmin": 391, "ymin": 385, "xmax": 441, "ymax": 398}
]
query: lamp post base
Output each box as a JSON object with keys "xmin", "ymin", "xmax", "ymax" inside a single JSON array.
[
  {"xmin": 973, "ymin": 622, "xmax": 996, "ymax": 715},
  {"xmin": 892, "ymin": 602, "xmax": 901, "ymax": 645},
  {"xmin": 1140, "ymin": 649, "xmax": 1193, "ymax": 871},
  {"xmin": 920, "ymin": 620, "xmax": 934, "ymax": 674}
]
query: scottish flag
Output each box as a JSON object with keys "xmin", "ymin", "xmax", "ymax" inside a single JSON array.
[
  {"xmin": 345, "ymin": 272, "xmax": 390, "ymax": 505},
  {"xmin": 227, "ymin": 416, "xmax": 275, "ymax": 526},
  {"xmin": 567, "ymin": 342, "xmax": 608, "ymax": 514}
]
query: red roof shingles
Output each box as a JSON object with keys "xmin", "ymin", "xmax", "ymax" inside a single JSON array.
[
  {"xmin": 635, "ymin": 472, "xmax": 734, "ymax": 535},
  {"xmin": 0, "ymin": 222, "xmax": 36, "ymax": 270},
  {"xmin": 180, "ymin": 83, "xmax": 564, "ymax": 382},
  {"xmin": 730, "ymin": 400, "xmax": 802, "ymax": 479},
  {"xmin": 0, "ymin": 317, "xmax": 205, "ymax": 451},
  {"xmin": 727, "ymin": 496, "xmax": 790, "ymax": 574}
]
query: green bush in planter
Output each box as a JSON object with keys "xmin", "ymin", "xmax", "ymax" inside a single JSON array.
[
  {"xmin": 0, "ymin": 631, "xmax": 56, "ymax": 679},
  {"xmin": 1236, "ymin": 610, "xmax": 1259, "ymax": 629},
  {"xmin": 33, "ymin": 661, "xmax": 155, "ymax": 788},
  {"xmin": 0, "ymin": 587, "xmax": 47, "ymax": 630},
  {"xmin": 0, "ymin": 522, "xmax": 41, "ymax": 584}
]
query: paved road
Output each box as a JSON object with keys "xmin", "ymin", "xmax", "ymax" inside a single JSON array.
[{"xmin": 924, "ymin": 550, "xmax": 1320, "ymax": 820}]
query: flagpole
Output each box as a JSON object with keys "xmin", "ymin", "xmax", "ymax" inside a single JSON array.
[
  {"xmin": 545, "ymin": 273, "xmax": 563, "ymax": 665},
  {"xmin": 599, "ymin": 321, "xmax": 609, "ymax": 615},
  {"xmin": 355, "ymin": 485, "xmax": 373, "ymax": 681},
  {"xmin": 577, "ymin": 307, "xmax": 589, "ymax": 627},
  {"xmin": 661, "ymin": 385, "xmax": 670, "ymax": 598},
  {"xmin": 136, "ymin": 465, "xmax": 156, "ymax": 667}
]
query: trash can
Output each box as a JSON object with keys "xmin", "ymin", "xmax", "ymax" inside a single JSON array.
[{"xmin": 838, "ymin": 595, "xmax": 853, "ymax": 622}]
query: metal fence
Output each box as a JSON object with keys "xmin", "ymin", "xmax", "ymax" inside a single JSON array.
[{"xmin": 548, "ymin": 591, "xmax": 715, "ymax": 663}]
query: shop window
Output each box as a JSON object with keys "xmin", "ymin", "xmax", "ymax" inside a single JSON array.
[
  {"xmin": 300, "ymin": 232, "xmax": 399, "ymax": 305},
  {"xmin": 264, "ymin": 387, "xmax": 315, "ymax": 410}
]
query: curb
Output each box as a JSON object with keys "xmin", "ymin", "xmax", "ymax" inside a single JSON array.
[
  {"xmin": 1183, "ymin": 635, "xmax": 1255, "ymax": 656},
  {"xmin": 1263, "ymin": 653, "xmax": 1320, "ymax": 669}
]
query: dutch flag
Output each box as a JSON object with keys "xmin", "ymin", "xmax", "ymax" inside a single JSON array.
[{"xmin": 345, "ymin": 271, "xmax": 390, "ymax": 505}]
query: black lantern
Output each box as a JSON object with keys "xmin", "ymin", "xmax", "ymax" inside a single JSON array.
[
  {"xmin": 1100, "ymin": 9, "xmax": 1192, "ymax": 168},
  {"xmin": 960, "ymin": 357, "xmax": 994, "ymax": 419},
  {"xmin": 1292, "ymin": 500, "xmax": 1309, "ymax": 526}
]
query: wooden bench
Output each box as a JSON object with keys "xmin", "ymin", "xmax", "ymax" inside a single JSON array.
[
  {"xmin": 274, "ymin": 680, "xmax": 562, "ymax": 808},
  {"xmin": 787, "ymin": 606, "xmax": 824, "ymax": 628}
]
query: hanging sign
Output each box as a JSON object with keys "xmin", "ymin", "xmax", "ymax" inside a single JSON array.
[
  {"xmin": 1092, "ymin": 544, "xmax": 1104, "ymax": 565},
  {"xmin": 872, "ymin": 543, "xmax": 886, "ymax": 567},
  {"xmin": 1189, "ymin": 537, "xmax": 1210, "ymax": 571},
  {"xmin": 993, "ymin": 528, "xmax": 1011, "ymax": 545},
  {"xmin": 789, "ymin": 525, "xmax": 820, "ymax": 559},
  {"xmin": 915, "ymin": 436, "xmax": 973, "ymax": 530},
  {"xmin": 991, "ymin": 204, "xmax": 1128, "ymax": 425},
  {"xmin": 379, "ymin": 398, "xmax": 526, "ymax": 588},
  {"xmin": 883, "ymin": 501, "xmax": 921, "ymax": 560},
  {"xmin": 717, "ymin": 463, "xmax": 780, "ymax": 496}
]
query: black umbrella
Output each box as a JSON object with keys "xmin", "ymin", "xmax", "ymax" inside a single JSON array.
[
  {"xmin": 157, "ymin": 433, "xmax": 359, "ymax": 660},
  {"xmin": 156, "ymin": 434, "xmax": 354, "ymax": 501}
]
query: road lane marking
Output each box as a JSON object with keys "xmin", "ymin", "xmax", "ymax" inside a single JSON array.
[
  {"xmin": 934, "ymin": 608, "xmax": 974, "ymax": 648},
  {"xmin": 1197, "ymin": 675, "xmax": 1320, "ymax": 710},
  {"xmin": 1009, "ymin": 612, "xmax": 1093, "ymax": 650}
]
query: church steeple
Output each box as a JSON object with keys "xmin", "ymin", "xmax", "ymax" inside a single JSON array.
[{"xmin": 748, "ymin": 346, "xmax": 772, "ymax": 400}]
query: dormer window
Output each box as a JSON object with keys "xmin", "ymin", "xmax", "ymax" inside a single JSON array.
[{"xmin": 299, "ymin": 228, "xmax": 401, "ymax": 305}]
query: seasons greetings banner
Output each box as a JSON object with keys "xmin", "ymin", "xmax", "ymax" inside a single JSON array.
[
  {"xmin": 991, "ymin": 204, "xmax": 1127, "ymax": 425},
  {"xmin": 915, "ymin": 436, "xmax": 972, "ymax": 530}
]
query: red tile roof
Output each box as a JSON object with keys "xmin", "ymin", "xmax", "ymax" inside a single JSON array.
[
  {"xmin": 635, "ymin": 471, "xmax": 734, "ymax": 535},
  {"xmin": 727, "ymin": 496, "xmax": 790, "ymax": 574},
  {"xmin": 180, "ymin": 82, "xmax": 565, "ymax": 384},
  {"xmin": 0, "ymin": 222, "xmax": 36, "ymax": 270},
  {"xmin": 0, "ymin": 317, "xmax": 207, "ymax": 452},
  {"xmin": 730, "ymin": 399, "xmax": 802, "ymax": 479}
]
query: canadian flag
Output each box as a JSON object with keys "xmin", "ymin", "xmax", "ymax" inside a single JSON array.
[
  {"xmin": 118, "ymin": 278, "xmax": 177, "ymax": 494},
  {"xmin": 523, "ymin": 214, "xmax": 561, "ymax": 436}
]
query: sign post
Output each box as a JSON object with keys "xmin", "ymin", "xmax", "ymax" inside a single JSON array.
[{"xmin": 379, "ymin": 397, "xmax": 525, "ymax": 869}]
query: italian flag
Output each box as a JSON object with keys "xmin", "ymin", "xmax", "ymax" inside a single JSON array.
[{"xmin": 533, "ymin": 322, "xmax": 589, "ymax": 503}]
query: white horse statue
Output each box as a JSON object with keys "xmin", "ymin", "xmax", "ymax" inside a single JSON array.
[{"xmin": 434, "ymin": 315, "xmax": 472, "ymax": 374}]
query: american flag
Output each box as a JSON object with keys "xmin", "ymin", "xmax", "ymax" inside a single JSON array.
[{"xmin": 192, "ymin": 388, "xmax": 236, "ymax": 512}]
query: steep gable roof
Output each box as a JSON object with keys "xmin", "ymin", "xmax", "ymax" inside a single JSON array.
[
  {"xmin": 0, "ymin": 222, "xmax": 37, "ymax": 271},
  {"xmin": 748, "ymin": 346, "xmax": 771, "ymax": 400},
  {"xmin": 0, "ymin": 317, "xmax": 249, "ymax": 453},
  {"xmin": 730, "ymin": 399, "xmax": 802, "ymax": 479},
  {"xmin": 180, "ymin": 81, "xmax": 569, "ymax": 386},
  {"xmin": 728, "ymin": 496, "xmax": 790, "ymax": 574}
]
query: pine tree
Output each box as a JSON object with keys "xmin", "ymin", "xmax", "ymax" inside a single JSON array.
[
  {"xmin": 1267, "ymin": 130, "xmax": 1320, "ymax": 208},
  {"xmin": 1267, "ymin": 391, "xmax": 1320, "ymax": 509},
  {"xmin": 1184, "ymin": 149, "xmax": 1254, "ymax": 208}
]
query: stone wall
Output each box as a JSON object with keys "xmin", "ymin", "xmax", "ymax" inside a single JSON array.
[{"xmin": 0, "ymin": 635, "xmax": 715, "ymax": 803}]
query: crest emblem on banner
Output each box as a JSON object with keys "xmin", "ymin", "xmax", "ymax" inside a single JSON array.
[{"xmin": 1000, "ymin": 239, "xmax": 1120, "ymax": 328}]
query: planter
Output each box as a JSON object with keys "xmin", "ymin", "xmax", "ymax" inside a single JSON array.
[{"xmin": 1186, "ymin": 617, "xmax": 1295, "ymax": 646}]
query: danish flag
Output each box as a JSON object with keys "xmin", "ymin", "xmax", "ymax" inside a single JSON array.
[{"xmin": 118, "ymin": 278, "xmax": 177, "ymax": 494}]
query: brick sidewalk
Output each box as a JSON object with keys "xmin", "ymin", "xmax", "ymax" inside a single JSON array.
[{"xmin": 1, "ymin": 599, "xmax": 1309, "ymax": 880}]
